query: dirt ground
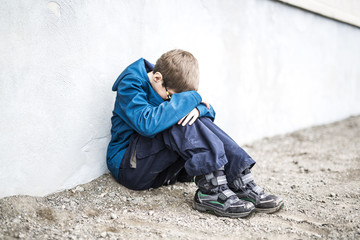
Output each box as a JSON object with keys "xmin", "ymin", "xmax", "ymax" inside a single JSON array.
[{"xmin": 1, "ymin": 116, "xmax": 359, "ymax": 240}]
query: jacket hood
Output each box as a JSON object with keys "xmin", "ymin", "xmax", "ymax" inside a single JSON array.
[{"xmin": 112, "ymin": 58, "xmax": 154, "ymax": 91}]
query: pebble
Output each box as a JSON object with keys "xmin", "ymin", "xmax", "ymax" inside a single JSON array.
[
  {"xmin": 100, "ymin": 232, "xmax": 107, "ymax": 238},
  {"xmin": 13, "ymin": 218, "xmax": 21, "ymax": 224},
  {"xmin": 75, "ymin": 186, "xmax": 85, "ymax": 192},
  {"xmin": 109, "ymin": 192, "xmax": 116, "ymax": 197},
  {"xmin": 110, "ymin": 213, "xmax": 117, "ymax": 219},
  {"xmin": 329, "ymin": 193, "xmax": 336, "ymax": 197},
  {"xmin": 148, "ymin": 210, "xmax": 155, "ymax": 216},
  {"xmin": 121, "ymin": 196, "xmax": 127, "ymax": 202}
]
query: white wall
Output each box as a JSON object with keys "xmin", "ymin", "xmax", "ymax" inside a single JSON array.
[
  {"xmin": 278, "ymin": 0, "xmax": 360, "ymax": 27},
  {"xmin": 1, "ymin": 0, "xmax": 359, "ymax": 198}
]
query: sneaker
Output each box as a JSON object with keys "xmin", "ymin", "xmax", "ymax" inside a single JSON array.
[
  {"xmin": 193, "ymin": 169, "xmax": 255, "ymax": 218},
  {"xmin": 229, "ymin": 169, "xmax": 284, "ymax": 213}
]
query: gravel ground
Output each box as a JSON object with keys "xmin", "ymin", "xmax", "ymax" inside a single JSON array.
[{"xmin": 1, "ymin": 116, "xmax": 359, "ymax": 240}]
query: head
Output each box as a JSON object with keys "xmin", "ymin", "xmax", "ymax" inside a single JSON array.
[{"xmin": 151, "ymin": 49, "xmax": 199, "ymax": 100}]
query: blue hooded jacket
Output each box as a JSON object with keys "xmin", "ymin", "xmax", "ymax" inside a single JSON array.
[{"xmin": 107, "ymin": 58, "xmax": 216, "ymax": 180}]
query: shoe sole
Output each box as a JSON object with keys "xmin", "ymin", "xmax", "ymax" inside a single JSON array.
[
  {"xmin": 193, "ymin": 201, "xmax": 254, "ymax": 218},
  {"xmin": 255, "ymin": 201, "xmax": 284, "ymax": 214}
]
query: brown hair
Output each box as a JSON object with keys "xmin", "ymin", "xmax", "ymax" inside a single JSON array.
[{"xmin": 153, "ymin": 49, "xmax": 199, "ymax": 92}]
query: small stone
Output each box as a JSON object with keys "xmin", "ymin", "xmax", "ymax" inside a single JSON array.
[
  {"xmin": 110, "ymin": 213, "xmax": 117, "ymax": 219},
  {"xmin": 13, "ymin": 218, "xmax": 21, "ymax": 224},
  {"xmin": 278, "ymin": 182, "xmax": 284, "ymax": 186},
  {"xmin": 329, "ymin": 193, "xmax": 336, "ymax": 197},
  {"xmin": 63, "ymin": 198, "xmax": 70, "ymax": 203},
  {"xmin": 109, "ymin": 192, "xmax": 116, "ymax": 197},
  {"xmin": 100, "ymin": 232, "xmax": 107, "ymax": 238},
  {"xmin": 148, "ymin": 210, "xmax": 155, "ymax": 216},
  {"xmin": 75, "ymin": 186, "xmax": 85, "ymax": 192},
  {"xmin": 313, "ymin": 233, "xmax": 321, "ymax": 238}
]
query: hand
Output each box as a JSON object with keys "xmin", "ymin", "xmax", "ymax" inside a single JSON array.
[
  {"xmin": 178, "ymin": 108, "xmax": 199, "ymax": 126},
  {"xmin": 201, "ymin": 101, "xmax": 210, "ymax": 109}
]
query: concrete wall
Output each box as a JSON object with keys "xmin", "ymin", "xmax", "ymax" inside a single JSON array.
[
  {"xmin": 1, "ymin": 0, "xmax": 359, "ymax": 198},
  {"xmin": 278, "ymin": 0, "xmax": 360, "ymax": 27}
]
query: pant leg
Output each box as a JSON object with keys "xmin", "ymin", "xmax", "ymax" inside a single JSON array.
[
  {"xmin": 198, "ymin": 118, "xmax": 256, "ymax": 183},
  {"xmin": 161, "ymin": 118, "xmax": 228, "ymax": 176},
  {"xmin": 118, "ymin": 133, "xmax": 183, "ymax": 190},
  {"xmin": 118, "ymin": 117, "xmax": 254, "ymax": 190},
  {"xmin": 118, "ymin": 118, "xmax": 229, "ymax": 190}
]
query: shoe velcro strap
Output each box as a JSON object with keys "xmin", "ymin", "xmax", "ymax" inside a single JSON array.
[
  {"xmin": 248, "ymin": 191, "xmax": 259, "ymax": 203},
  {"xmin": 210, "ymin": 175, "xmax": 228, "ymax": 186},
  {"xmin": 253, "ymin": 185, "xmax": 263, "ymax": 194},
  {"xmin": 218, "ymin": 189, "xmax": 236, "ymax": 201},
  {"xmin": 241, "ymin": 173, "xmax": 254, "ymax": 185}
]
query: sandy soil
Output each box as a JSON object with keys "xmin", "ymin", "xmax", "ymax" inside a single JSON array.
[{"xmin": 1, "ymin": 116, "xmax": 359, "ymax": 240}]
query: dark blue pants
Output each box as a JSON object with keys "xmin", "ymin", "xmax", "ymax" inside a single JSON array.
[{"xmin": 118, "ymin": 117, "xmax": 255, "ymax": 190}]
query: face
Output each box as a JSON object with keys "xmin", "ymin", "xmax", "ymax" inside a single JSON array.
[{"xmin": 163, "ymin": 80, "xmax": 174, "ymax": 101}]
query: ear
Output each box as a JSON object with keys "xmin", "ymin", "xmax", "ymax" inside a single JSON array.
[{"xmin": 153, "ymin": 72, "xmax": 163, "ymax": 83}]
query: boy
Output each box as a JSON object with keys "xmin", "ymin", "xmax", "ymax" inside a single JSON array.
[{"xmin": 107, "ymin": 49, "xmax": 283, "ymax": 218}]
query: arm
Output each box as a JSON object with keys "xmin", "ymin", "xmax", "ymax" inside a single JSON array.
[
  {"xmin": 178, "ymin": 101, "xmax": 216, "ymax": 126},
  {"xmin": 196, "ymin": 102, "xmax": 216, "ymax": 121},
  {"xmin": 117, "ymin": 77, "xmax": 202, "ymax": 137}
]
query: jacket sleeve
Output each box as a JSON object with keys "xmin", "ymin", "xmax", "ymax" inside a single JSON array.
[
  {"xmin": 196, "ymin": 103, "xmax": 216, "ymax": 121},
  {"xmin": 116, "ymin": 77, "xmax": 202, "ymax": 137}
]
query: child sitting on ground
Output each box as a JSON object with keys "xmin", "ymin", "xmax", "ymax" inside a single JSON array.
[{"xmin": 107, "ymin": 49, "xmax": 283, "ymax": 218}]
